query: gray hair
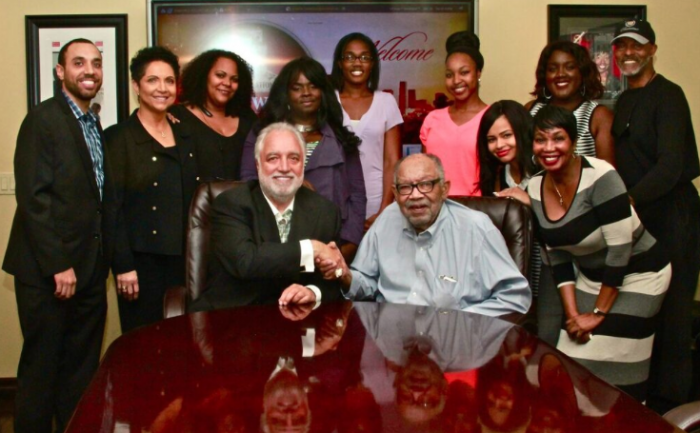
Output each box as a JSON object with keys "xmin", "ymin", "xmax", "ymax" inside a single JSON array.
[
  {"xmin": 254, "ymin": 122, "xmax": 307, "ymax": 163},
  {"xmin": 393, "ymin": 153, "xmax": 446, "ymax": 184}
]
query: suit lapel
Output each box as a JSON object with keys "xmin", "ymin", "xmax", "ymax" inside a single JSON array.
[
  {"xmin": 288, "ymin": 188, "xmax": 321, "ymax": 242},
  {"xmin": 252, "ymin": 185, "xmax": 281, "ymax": 243},
  {"xmin": 57, "ymin": 96, "xmax": 101, "ymax": 201}
]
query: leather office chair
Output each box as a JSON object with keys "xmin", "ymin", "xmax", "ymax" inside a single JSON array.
[
  {"xmin": 451, "ymin": 196, "xmax": 533, "ymax": 278},
  {"xmin": 164, "ymin": 180, "xmax": 244, "ymax": 318},
  {"xmin": 164, "ymin": 190, "xmax": 533, "ymax": 318},
  {"xmin": 664, "ymin": 401, "xmax": 700, "ymax": 432}
]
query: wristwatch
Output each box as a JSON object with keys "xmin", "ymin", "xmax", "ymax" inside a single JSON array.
[{"xmin": 593, "ymin": 307, "xmax": 608, "ymax": 317}]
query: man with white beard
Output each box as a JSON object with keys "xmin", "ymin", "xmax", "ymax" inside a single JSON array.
[{"xmin": 190, "ymin": 122, "xmax": 345, "ymax": 311}]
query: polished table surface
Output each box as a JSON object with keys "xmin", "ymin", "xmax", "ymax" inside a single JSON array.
[{"xmin": 67, "ymin": 302, "xmax": 682, "ymax": 433}]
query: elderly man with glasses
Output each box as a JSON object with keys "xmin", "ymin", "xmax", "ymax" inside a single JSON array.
[{"xmin": 330, "ymin": 153, "xmax": 531, "ymax": 317}]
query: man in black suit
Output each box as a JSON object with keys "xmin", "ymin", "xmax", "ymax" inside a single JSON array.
[
  {"xmin": 190, "ymin": 122, "xmax": 344, "ymax": 311},
  {"xmin": 3, "ymin": 39, "xmax": 133, "ymax": 432}
]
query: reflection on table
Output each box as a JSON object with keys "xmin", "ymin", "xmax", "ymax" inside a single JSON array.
[{"xmin": 67, "ymin": 301, "xmax": 681, "ymax": 433}]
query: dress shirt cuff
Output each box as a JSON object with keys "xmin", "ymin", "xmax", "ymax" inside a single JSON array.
[
  {"xmin": 344, "ymin": 270, "xmax": 361, "ymax": 299},
  {"xmin": 306, "ymin": 285, "xmax": 322, "ymax": 308},
  {"xmin": 300, "ymin": 239, "xmax": 315, "ymax": 272}
]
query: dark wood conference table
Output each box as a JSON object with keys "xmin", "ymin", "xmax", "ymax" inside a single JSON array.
[{"xmin": 66, "ymin": 301, "xmax": 682, "ymax": 433}]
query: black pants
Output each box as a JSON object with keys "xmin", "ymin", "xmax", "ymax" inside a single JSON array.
[
  {"xmin": 14, "ymin": 277, "xmax": 106, "ymax": 433},
  {"xmin": 117, "ymin": 252, "xmax": 184, "ymax": 333},
  {"xmin": 645, "ymin": 184, "xmax": 700, "ymax": 407}
]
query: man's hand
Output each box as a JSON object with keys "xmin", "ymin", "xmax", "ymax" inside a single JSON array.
[
  {"xmin": 279, "ymin": 303, "xmax": 315, "ymax": 321},
  {"xmin": 54, "ymin": 268, "xmax": 77, "ymax": 300},
  {"xmin": 116, "ymin": 270, "xmax": 139, "ymax": 301},
  {"xmin": 279, "ymin": 284, "xmax": 317, "ymax": 306},
  {"xmin": 318, "ymin": 242, "xmax": 352, "ymax": 289}
]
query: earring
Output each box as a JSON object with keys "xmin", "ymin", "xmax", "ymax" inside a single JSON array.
[
  {"xmin": 580, "ymin": 84, "xmax": 586, "ymax": 97},
  {"xmin": 542, "ymin": 87, "xmax": 552, "ymax": 100},
  {"xmin": 531, "ymin": 154, "xmax": 537, "ymax": 165}
]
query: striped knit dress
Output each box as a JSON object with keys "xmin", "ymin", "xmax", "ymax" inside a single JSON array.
[{"xmin": 528, "ymin": 157, "xmax": 671, "ymax": 401}]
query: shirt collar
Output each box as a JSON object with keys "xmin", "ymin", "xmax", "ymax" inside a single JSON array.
[
  {"xmin": 261, "ymin": 189, "xmax": 295, "ymax": 219},
  {"xmin": 63, "ymin": 90, "xmax": 99, "ymax": 123}
]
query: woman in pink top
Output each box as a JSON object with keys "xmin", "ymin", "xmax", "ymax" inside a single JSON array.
[{"xmin": 420, "ymin": 31, "xmax": 488, "ymax": 196}]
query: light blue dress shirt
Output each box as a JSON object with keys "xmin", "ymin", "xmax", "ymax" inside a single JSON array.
[{"xmin": 346, "ymin": 200, "xmax": 531, "ymax": 317}]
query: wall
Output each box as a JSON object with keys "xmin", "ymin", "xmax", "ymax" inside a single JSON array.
[{"xmin": 1, "ymin": 0, "xmax": 699, "ymax": 377}]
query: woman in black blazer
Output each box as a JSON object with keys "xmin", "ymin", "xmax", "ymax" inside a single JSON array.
[{"xmin": 105, "ymin": 47, "xmax": 198, "ymax": 332}]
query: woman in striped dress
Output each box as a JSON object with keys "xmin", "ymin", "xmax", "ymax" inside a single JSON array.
[{"xmin": 504, "ymin": 105, "xmax": 670, "ymax": 401}]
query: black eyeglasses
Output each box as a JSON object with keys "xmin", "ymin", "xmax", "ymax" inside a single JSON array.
[
  {"xmin": 341, "ymin": 54, "xmax": 374, "ymax": 63},
  {"xmin": 395, "ymin": 179, "xmax": 441, "ymax": 196}
]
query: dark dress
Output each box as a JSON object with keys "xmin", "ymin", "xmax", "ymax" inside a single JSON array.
[
  {"xmin": 170, "ymin": 104, "xmax": 256, "ymax": 181},
  {"xmin": 105, "ymin": 111, "xmax": 198, "ymax": 332}
]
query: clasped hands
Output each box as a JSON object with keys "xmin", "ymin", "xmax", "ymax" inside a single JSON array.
[
  {"xmin": 565, "ymin": 312, "xmax": 604, "ymax": 343},
  {"xmin": 312, "ymin": 241, "xmax": 350, "ymax": 282}
]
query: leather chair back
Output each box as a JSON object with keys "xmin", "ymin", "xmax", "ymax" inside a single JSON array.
[
  {"xmin": 450, "ymin": 196, "xmax": 532, "ymax": 277},
  {"xmin": 186, "ymin": 180, "xmax": 244, "ymax": 302}
]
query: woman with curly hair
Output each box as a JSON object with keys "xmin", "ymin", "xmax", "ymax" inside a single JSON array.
[
  {"xmin": 171, "ymin": 49, "xmax": 256, "ymax": 181},
  {"xmin": 526, "ymin": 40, "xmax": 615, "ymax": 165},
  {"xmin": 240, "ymin": 57, "xmax": 366, "ymax": 260}
]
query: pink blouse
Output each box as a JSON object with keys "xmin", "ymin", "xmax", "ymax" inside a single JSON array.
[{"xmin": 420, "ymin": 106, "xmax": 488, "ymax": 196}]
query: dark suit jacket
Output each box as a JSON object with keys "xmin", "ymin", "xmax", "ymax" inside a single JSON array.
[
  {"xmin": 104, "ymin": 110, "xmax": 199, "ymax": 267},
  {"xmin": 191, "ymin": 180, "xmax": 343, "ymax": 311},
  {"xmin": 3, "ymin": 95, "xmax": 130, "ymax": 288}
]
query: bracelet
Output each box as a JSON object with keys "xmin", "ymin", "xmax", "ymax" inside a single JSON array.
[{"xmin": 593, "ymin": 307, "xmax": 608, "ymax": 317}]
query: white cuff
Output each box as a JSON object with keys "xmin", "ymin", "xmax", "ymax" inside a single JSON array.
[
  {"xmin": 306, "ymin": 285, "xmax": 322, "ymax": 308},
  {"xmin": 301, "ymin": 328, "xmax": 316, "ymax": 358},
  {"xmin": 300, "ymin": 239, "xmax": 314, "ymax": 272}
]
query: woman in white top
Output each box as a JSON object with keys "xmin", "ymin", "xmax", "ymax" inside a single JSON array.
[{"xmin": 331, "ymin": 32, "xmax": 403, "ymax": 229}]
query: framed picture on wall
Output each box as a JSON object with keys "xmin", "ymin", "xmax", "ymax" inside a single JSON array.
[
  {"xmin": 548, "ymin": 5, "xmax": 647, "ymax": 105},
  {"xmin": 25, "ymin": 14, "xmax": 129, "ymax": 128}
]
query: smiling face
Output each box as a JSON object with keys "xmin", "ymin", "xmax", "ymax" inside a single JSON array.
[
  {"xmin": 613, "ymin": 38, "xmax": 657, "ymax": 78},
  {"xmin": 487, "ymin": 115, "xmax": 518, "ymax": 164},
  {"xmin": 256, "ymin": 129, "xmax": 305, "ymax": 210},
  {"xmin": 394, "ymin": 155, "xmax": 450, "ymax": 233},
  {"xmin": 594, "ymin": 51, "xmax": 610, "ymax": 74},
  {"xmin": 288, "ymin": 72, "xmax": 322, "ymax": 122},
  {"xmin": 533, "ymin": 127, "xmax": 575, "ymax": 173},
  {"xmin": 56, "ymin": 42, "xmax": 103, "ymax": 106},
  {"xmin": 133, "ymin": 61, "xmax": 176, "ymax": 114},
  {"xmin": 206, "ymin": 57, "xmax": 239, "ymax": 109},
  {"xmin": 545, "ymin": 50, "xmax": 582, "ymax": 102},
  {"xmin": 339, "ymin": 39, "xmax": 374, "ymax": 88},
  {"xmin": 445, "ymin": 52, "xmax": 480, "ymax": 103}
]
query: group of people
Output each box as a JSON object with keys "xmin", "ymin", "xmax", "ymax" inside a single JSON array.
[{"xmin": 4, "ymin": 17, "xmax": 699, "ymax": 432}]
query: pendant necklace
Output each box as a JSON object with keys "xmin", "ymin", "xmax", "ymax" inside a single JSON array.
[
  {"xmin": 295, "ymin": 124, "xmax": 317, "ymax": 133},
  {"xmin": 551, "ymin": 176, "xmax": 565, "ymax": 209}
]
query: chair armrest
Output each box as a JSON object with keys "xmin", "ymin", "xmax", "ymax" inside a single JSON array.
[
  {"xmin": 163, "ymin": 285, "xmax": 187, "ymax": 319},
  {"xmin": 664, "ymin": 400, "xmax": 700, "ymax": 431}
]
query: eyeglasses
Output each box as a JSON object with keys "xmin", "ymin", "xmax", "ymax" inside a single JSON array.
[
  {"xmin": 395, "ymin": 179, "xmax": 441, "ymax": 196},
  {"xmin": 341, "ymin": 54, "xmax": 374, "ymax": 63}
]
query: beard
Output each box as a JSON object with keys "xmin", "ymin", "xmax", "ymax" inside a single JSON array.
[
  {"xmin": 616, "ymin": 56, "xmax": 651, "ymax": 77},
  {"xmin": 63, "ymin": 75, "xmax": 101, "ymax": 102},
  {"xmin": 259, "ymin": 172, "xmax": 303, "ymax": 206}
]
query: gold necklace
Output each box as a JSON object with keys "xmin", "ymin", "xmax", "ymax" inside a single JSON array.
[{"xmin": 550, "ymin": 176, "xmax": 565, "ymax": 209}]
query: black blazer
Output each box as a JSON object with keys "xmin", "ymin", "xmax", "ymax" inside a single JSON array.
[
  {"xmin": 3, "ymin": 95, "xmax": 129, "ymax": 288},
  {"xmin": 191, "ymin": 180, "xmax": 344, "ymax": 311},
  {"xmin": 104, "ymin": 111, "xmax": 198, "ymax": 267}
]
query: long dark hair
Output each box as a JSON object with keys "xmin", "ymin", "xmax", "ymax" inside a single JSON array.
[
  {"xmin": 330, "ymin": 32, "xmax": 380, "ymax": 92},
  {"xmin": 259, "ymin": 57, "xmax": 360, "ymax": 153},
  {"xmin": 530, "ymin": 40, "xmax": 603, "ymax": 101},
  {"xmin": 179, "ymin": 49, "xmax": 254, "ymax": 117},
  {"xmin": 477, "ymin": 100, "xmax": 538, "ymax": 195}
]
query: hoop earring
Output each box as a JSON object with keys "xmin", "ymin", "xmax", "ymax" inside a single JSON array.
[
  {"xmin": 580, "ymin": 84, "xmax": 586, "ymax": 97},
  {"xmin": 542, "ymin": 87, "xmax": 552, "ymax": 100},
  {"xmin": 531, "ymin": 154, "xmax": 537, "ymax": 165}
]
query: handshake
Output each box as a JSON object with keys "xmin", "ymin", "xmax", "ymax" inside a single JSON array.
[{"xmin": 311, "ymin": 240, "xmax": 352, "ymax": 287}]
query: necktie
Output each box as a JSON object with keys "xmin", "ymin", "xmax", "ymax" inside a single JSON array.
[{"xmin": 278, "ymin": 209, "xmax": 293, "ymax": 243}]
